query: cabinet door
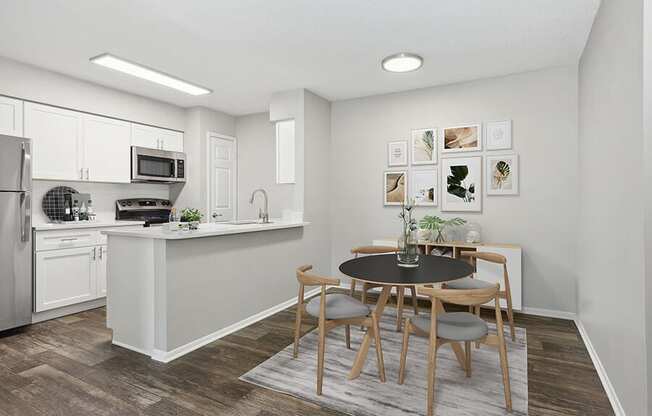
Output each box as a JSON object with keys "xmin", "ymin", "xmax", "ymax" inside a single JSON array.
[
  {"xmin": 35, "ymin": 246, "xmax": 98, "ymax": 312},
  {"xmin": 131, "ymin": 124, "xmax": 160, "ymax": 150},
  {"xmin": 82, "ymin": 114, "xmax": 131, "ymax": 183},
  {"xmin": 0, "ymin": 96, "xmax": 23, "ymax": 137},
  {"xmin": 25, "ymin": 102, "xmax": 83, "ymax": 181},
  {"xmin": 159, "ymin": 129, "xmax": 183, "ymax": 152},
  {"xmin": 97, "ymin": 245, "xmax": 107, "ymax": 297}
]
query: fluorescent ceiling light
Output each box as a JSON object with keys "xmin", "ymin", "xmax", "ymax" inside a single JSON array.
[
  {"xmin": 381, "ymin": 53, "xmax": 423, "ymax": 73},
  {"xmin": 90, "ymin": 53, "xmax": 211, "ymax": 96}
]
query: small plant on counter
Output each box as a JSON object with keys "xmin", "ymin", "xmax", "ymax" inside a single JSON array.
[
  {"xmin": 180, "ymin": 208, "xmax": 202, "ymax": 229},
  {"xmin": 419, "ymin": 215, "xmax": 466, "ymax": 243}
]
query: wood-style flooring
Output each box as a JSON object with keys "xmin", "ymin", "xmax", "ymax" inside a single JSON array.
[{"xmin": 0, "ymin": 291, "xmax": 614, "ymax": 416}]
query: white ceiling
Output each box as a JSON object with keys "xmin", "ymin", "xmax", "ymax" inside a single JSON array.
[{"xmin": 0, "ymin": 0, "xmax": 599, "ymax": 116}]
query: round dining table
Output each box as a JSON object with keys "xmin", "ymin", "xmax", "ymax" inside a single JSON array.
[{"xmin": 339, "ymin": 253, "xmax": 474, "ymax": 380}]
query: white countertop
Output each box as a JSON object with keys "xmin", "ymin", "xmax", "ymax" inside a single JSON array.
[
  {"xmin": 33, "ymin": 220, "xmax": 145, "ymax": 231},
  {"xmin": 102, "ymin": 219, "xmax": 309, "ymax": 240}
]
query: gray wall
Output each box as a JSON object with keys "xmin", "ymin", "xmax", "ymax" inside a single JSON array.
[
  {"xmin": 578, "ymin": 0, "xmax": 647, "ymax": 414},
  {"xmin": 235, "ymin": 112, "xmax": 296, "ymax": 220},
  {"xmin": 330, "ymin": 66, "xmax": 579, "ymax": 313},
  {"xmin": 174, "ymin": 107, "xmax": 236, "ymax": 212}
]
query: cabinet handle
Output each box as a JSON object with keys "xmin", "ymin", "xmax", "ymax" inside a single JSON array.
[
  {"xmin": 161, "ymin": 139, "xmax": 165, "ymax": 149},
  {"xmin": 92, "ymin": 247, "xmax": 96, "ymax": 260},
  {"xmin": 99, "ymin": 247, "xmax": 103, "ymax": 260},
  {"xmin": 80, "ymin": 168, "xmax": 84, "ymax": 179},
  {"xmin": 60, "ymin": 238, "xmax": 78, "ymax": 242},
  {"xmin": 157, "ymin": 139, "xmax": 161, "ymax": 149}
]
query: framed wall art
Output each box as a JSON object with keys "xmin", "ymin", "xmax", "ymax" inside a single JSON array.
[
  {"xmin": 411, "ymin": 128, "xmax": 437, "ymax": 165},
  {"xmin": 441, "ymin": 156, "xmax": 482, "ymax": 212},
  {"xmin": 384, "ymin": 170, "xmax": 407, "ymax": 205},
  {"xmin": 387, "ymin": 140, "xmax": 408, "ymax": 166},
  {"xmin": 485, "ymin": 120, "xmax": 512, "ymax": 150},
  {"xmin": 486, "ymin": 153, "xmax": 519, "ymax": 195},
  {"xmin": 442, "ymin": 124, "xmax": 482, "ymax": 153},
  {"xmin": 410, "ymin": 168, "xmax": 437, "ymax": 206}
]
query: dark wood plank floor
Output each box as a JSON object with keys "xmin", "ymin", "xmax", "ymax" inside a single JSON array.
[{"xmin": 0, "ymin": 291, "xmax": 614, "ymax": 416}]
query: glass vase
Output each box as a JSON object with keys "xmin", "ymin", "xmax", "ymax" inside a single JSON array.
[{"xmin": 397, "ymin": 230, "xmax": 419, "ymax": 268}]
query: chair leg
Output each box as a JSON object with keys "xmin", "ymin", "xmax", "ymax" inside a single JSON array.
[
  {"xmin": 350, "ymin": 279, "xmax": 357, "ymax": 298},
  {"xmin": 465, "ymin": 341, "xmax": 472, "ymax": 377},
  {"xmin": 409, "ymin": 286, "xmax": 419, "ymax": 315},
  {"xmin": 396, "ymin": 286, "xmax": 405, "ymax": 332},
  {"xmin": 345, "ymin": 325, "xmax": 351, "ymax": 349},
  {"xmin": 293, "ymin": 304, "xmax": 302, "ymax": 358},
  {"xmin": 498, "ymin": 331, "xmax": 512, "ymax": 411},
  {"xmin": 360, "ymin": 286, "xmax": 368, "ymax": 330},
  {"xmin": 506, "ymin": 295, "xmax": 516, "ymax": 342},
  {"xmin": 371, "ymin": 313, "xmax": 386, "ymax": 382},
  {"xmin": 475, "ymin": 306, "xmax": 481, "ymax": 349},
  {"xmin": 426, "ymin": 342, "xmax": 438, "ymax": 416},
  {"xmin": 317, "ymin": 324, "xmax": 326, "ymax": 395},
  {"xmin": 398, "ymin": 319, "xmax": 411, "ymax": 385}
]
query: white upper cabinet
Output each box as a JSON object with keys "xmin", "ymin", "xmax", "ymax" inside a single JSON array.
[
  {"xmin": 0, "ymin": 96, "xmax": 23, "ymax": 137},
  {"xmin": 82, "ymin": 114, "xmax": 131, "ymax": 183},
  {"xmin": 25, "ymin": 102, "xmax": 83, "ymax": 181},
  {"xmin": 131, "ymin": 124, "xmax": 183, "ymax": 152}
]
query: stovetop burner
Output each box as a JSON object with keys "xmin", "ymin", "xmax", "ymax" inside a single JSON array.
[{"xmin": 115, "ymin": 198, "xmax": 172, "ymax": 226}]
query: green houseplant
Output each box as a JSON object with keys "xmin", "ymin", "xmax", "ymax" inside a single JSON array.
[
  {"xmin": 419, "ymin": 215, "xmax": 466, "ymax": 243},
  {"xmin": 180, "ymin": 208, "xmax": 202, "ymax": 230}
]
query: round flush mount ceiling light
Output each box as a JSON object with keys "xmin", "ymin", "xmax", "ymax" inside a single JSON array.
[{"xmin": 381, "ymin": 53, "xmax": 423, "ymax": 73}]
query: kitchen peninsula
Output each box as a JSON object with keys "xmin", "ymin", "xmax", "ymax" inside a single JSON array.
[{"xmin": 103, "ymin": 220, "xmax": 308, "ymax": 362}]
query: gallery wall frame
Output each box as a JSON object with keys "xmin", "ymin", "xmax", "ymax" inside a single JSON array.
[
  {"xmin": 410, "ymin": 168, "xmax": 438, "ymax": 206},
  {"xmin": 486, "ymin": 153, "xmax": 519, "ymax": 195},
  {"xmin": 387, "ymin": 140, "xmax": 408, "ymax": 166},
  {"xmin": 410, "ymin": 128, "xmax": 437, "ymax": 165},
  {"xmin": 441, "ymin": 156, "xmax": 482, "ymax": 212},
  {"xmin": 485, "ymin": 120, "xmax": 512, "ymax": 150},
  {"xmin": 384, "ymin": 170, "xmax": 408, "ymax": 206},
  {"xmin": 442, "ymin": 123, "xmax": 483, "ymax": 153}
]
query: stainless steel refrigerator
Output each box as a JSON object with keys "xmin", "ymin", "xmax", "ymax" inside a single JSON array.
[{"xmin": 0, "ymin": 134, "xmax": 32, "ymax": 331}]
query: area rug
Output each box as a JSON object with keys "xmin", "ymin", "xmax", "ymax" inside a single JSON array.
[{"xmin": 240, "ymin": 308, "xmax": 527, "ymax": 416}]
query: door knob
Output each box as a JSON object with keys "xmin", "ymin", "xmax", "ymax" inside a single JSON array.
[{"xmin": 212, "ymin": 213, "xmax": 223, "ymax": 218}]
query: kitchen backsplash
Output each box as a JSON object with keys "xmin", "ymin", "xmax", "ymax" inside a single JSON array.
[{"xmin": 32, "ymin": 180, "xmax": 170, "ymax": 224}]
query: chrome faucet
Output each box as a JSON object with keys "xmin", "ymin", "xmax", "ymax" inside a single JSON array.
[{"xmin": 249, "ymin": 189, "xmax": 270, "ymax": 223}]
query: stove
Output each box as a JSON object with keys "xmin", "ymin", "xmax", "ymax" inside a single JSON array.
[{"xmin": 115, "ymin": 198, "xmax": 172, "ymax": 227}]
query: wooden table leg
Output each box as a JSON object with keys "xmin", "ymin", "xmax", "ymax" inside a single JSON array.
[
  {"xmin": 348, "ymin": 285, "xmax": 392, "ymax": 380},
  {"xmin": 435, "ymin": 299, "xmax": 466, "ymax": 369}
]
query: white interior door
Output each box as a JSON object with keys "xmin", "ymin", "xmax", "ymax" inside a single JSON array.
[{"xmin": 208, "ymin": 134, "xmax": 236, "ymax": 222}]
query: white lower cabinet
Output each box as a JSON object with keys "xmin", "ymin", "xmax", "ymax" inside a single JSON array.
[
  {"xmin": 35, "ymin": 246, "xmax": 98, "ymax": 312},
  {"xmin": 97, "ymin": 245, "xmax": 108, "ymax": 297},
  {"xmin": 34, "ymin": 229, "xmax": 110, "ymax": 313}
]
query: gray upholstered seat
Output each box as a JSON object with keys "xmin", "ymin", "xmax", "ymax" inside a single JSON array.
[
  {"xmin": 445, "ymin": 276, "xmax": 494, "ymax": 290},
  {"xmin": 411, "ymin": 312, "xmax": 489, "ymax": 341},
  {"xmin": 306, "ymin": 294, "xmax": 370, "ymax": 320}
]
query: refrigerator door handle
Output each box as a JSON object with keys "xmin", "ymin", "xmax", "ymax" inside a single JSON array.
[
  {"xmin": 19, "ymin": 142, "xmax": 30, "ymax": 191},
  {"xmin": 20, "ymin": 192, "xmax": 31, "ymax": 242}
]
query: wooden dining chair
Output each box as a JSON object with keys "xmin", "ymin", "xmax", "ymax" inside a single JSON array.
[
  {"xmin": 444, "ymin": 251, "xmax": 515, "ymax": 342},
  {"xmin": 349, "ymin": 246, "xmax": 419, "ymax": 331},
  {"xmin": 398, "ymin": 284, "xmax": 512, "ymax": 416},
  {"xmin": 293, "ymin": 265, "xmax": 385, "ymax": 395}
]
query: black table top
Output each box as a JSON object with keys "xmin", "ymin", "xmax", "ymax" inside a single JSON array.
[{"xmin": 339, "ymin": 254, "xmax": 474, "ymax": 286}]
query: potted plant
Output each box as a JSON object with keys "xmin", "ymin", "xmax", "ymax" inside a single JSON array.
[
  {"xmin": 419, "ymin": 215, "xmax": 466, "ymax": 243},
  {"xmin": 180, "ymin": 208, "xmax": 202, "ymax": 230},
  {"xmin": 397, "ymin": 199, "xmax": 419, "ymax": 267}
]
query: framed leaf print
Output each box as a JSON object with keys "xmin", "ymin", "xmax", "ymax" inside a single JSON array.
[
  {"xmin": 486, "ymin": 153, "xmax": 519, "ymax": 195},
  {"xmin": 411, "ymin": 168, "xmax": 437, "ymax": 206},
  {"xmin": 485, "ymin": 120, "xmax": 512, "ymax": 150},
  {"xmin": 411, "ymin": 128, "xmax": 437, "ymax": 165},
  {"xmin": 442, "ymin": 124, "xmax": 482, "ymax": 153},
  {"xmin": 384, "ymin": 171, "xmax": 407, "ymax": 206},
  {"xmin": 387, "ymin": 140, "xmax": 408, "ymax": 166},
  {"xmin": 441, "ymin": 156, "xmax": 482, "ymax": 212}
]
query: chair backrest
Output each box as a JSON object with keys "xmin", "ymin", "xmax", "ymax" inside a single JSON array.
[
  {"xmin": 417, "ymin": 284, "xmax": 499, "ymax": 307},
  {"xmin": 351, "ymin": 245, "xmax": 397, "ymax": 258},
  {"xmin": 460, "ymin": 251, "xmax": 506, "ymax": 265},
  {"xmin": 296, "ymin": 265, "xmax": 340, "ymax": 287}
]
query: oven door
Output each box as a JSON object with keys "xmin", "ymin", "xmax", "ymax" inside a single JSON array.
[{"xmin": 131, "ymin": 146, "xmax": 185, "ymax": 183}]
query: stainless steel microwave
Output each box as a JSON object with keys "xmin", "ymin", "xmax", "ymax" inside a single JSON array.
[{"xmin": 131, "ymin": 146, "xmax": 186, "ymax": 183}]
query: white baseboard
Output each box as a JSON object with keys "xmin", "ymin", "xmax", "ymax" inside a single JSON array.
[
  {"xmin": 135, "ymin": 287, "xmax": 322, "ymax": 364},
  {"xmin": 32, "ymin": 298, "xmax": 106, "ymax": 323},
  {"xmin": 575, "ymin": 319, "xmax": 625, "ymax": 415},
  {"xmin": 112, "ymin": 339, "xmax": 151, "ymax": 356},
  {"xmin": 519, "ymin": 307, "xmax": 577, "ymax": 321}
]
